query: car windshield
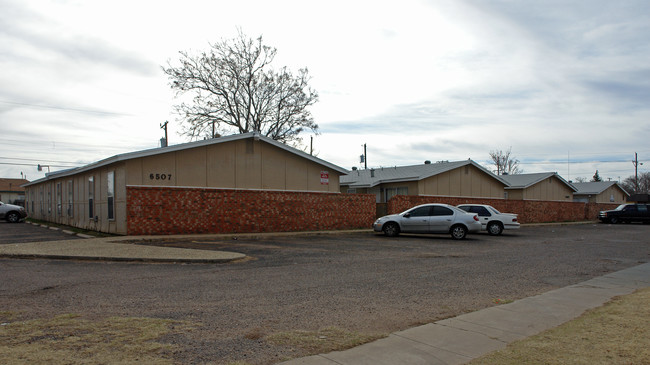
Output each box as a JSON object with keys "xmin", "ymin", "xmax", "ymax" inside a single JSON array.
[{"xmin": 614, "ymin": 204, "xmax": 628, "ymax": 211}]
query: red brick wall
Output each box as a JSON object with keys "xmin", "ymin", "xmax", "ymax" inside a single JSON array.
[
  {"xmin": 387, "ymin": 195, "xmax": 619, "ymax": 223},
  {"xmin": 126, "ymin": 186, "xmax": 376, "ymax": 235}
]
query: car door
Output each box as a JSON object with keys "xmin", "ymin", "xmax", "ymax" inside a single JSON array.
[
  {"xmin": 621, "ymin": 204, "xmax": 637, "ymax": 221},
  {"xmin": 638, "ymin": 204, "xmax": 649, "ymax": 222},
  {"xmin": 400, "ymin": 206, "xmax": 432, "ymax": 233},
  {"xmin": 428, "ymin": 206, "xmax": 455, "ymax": 233},
  {"xmin": 469, "ymin": 206, "xmax": 491, "ymax": 229}
]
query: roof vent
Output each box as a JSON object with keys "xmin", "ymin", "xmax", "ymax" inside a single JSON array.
[
  {"xmin": 370, "ymin": 169, "xmax": 375, "ymax": 178},
  {"xmin": 352, "ymin": 167, "xmax": 358, "ymax": 171},
  {"xmin": 424, "ymin": 160, "xmax": 431, "ymax": 164}
]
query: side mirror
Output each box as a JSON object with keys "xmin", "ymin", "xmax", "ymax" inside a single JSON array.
[{"xmin": 403, "ymin": 213, "xmax": 411, "ymax": 218}]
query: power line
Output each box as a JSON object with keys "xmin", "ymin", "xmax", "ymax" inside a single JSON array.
[
  {"xmin": 0, "ymin": 156, "xmax": 88, "ymax": 164},
  {"xmin": 0, "ymin": 99, "xmax": 132, "ymax": 116},
  {"xmin": 0, "ymin": 162, "xmax": 77, "ymax": 168}
]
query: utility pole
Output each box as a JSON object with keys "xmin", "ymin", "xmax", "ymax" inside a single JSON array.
[
  {"xmin": 633, "ymin": 152, "xmax": 643, "ymax": 193},
  {"xmin": 360, "ymin": 144, "xmax": 367, "ymax": 170},
  {"xmin": 160, "ymin": 121, "xmax": 168, "ymax": 147}
]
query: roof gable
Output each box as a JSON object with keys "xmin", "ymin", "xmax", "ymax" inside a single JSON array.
[
  {"xmin": 501, "ymin": 172, "xmax": 577, "ymax": 192},
  {"xmin": 572, "ymin": 181, "xmax": 629, "ymax": 196},
  {"xmin": 341, "ymin": 160, "xmax": 508, "ymax": 188},
  {"xmin": 25, "ymin": 133, "xmax": 348, "ymax": 186}
]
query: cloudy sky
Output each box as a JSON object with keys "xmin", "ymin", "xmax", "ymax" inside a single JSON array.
[{"xmin": 1, "ymin": 0, "xmax": 649, "ymax": 183}]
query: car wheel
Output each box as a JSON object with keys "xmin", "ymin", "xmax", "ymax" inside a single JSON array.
[
  {"xmin": 382, "ymin": 222, "xmax": 400, "ymax": 237},
  {"xmin": 487, "ymin": 222, "xmax": 503, "ymax": 236},
  {"xmin": 609, "ymin": 217, "xmax": 618, "ymax": 224},
  {"xmin": 450, "ymin": 225, "xmax": 467, "ymax": 240},
  {"xmin": 6, "ymin": 212, "xmax": 20, "ymax": 223}
]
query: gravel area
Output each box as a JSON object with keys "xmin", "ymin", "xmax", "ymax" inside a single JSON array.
[{"xmin": 1, "ymin": 223, "xmax": 649, "ymax": 364}]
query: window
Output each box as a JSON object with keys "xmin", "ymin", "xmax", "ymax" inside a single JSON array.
[
  {"xmin": 39, "ymin": 187, "xmax": 43, "ymax": 214},
  {"xmin": 88, "ymin": 176, "xmax": 94, "ymax": 219},
  {"xmin": 431, "ymin": 206, "xmax": 453, "ymax": 216},
  {"xmin": 470, "ymin": 206, "xmax": 491, "ymax": 217},
  {"xmin": 47, "ymin": 185, "xmax": 51, "ymax": 215},
  {"xmin": 385, "ymin": 187, "xmax": 408, "ymax": 202},
  {"xmin": 408, "ymin": 206, "xmax": 431, "ymax": 217},
  {"xmin": 107, "ymin": 171, "xmax": 115, "ymax": 220},
  {"xmin": 56, "ymin": 182, "xmax": 62, "ymax": 216},
  {"xmin": 67, "ymin": 180, "xmax": 74, "ymax": 217}
]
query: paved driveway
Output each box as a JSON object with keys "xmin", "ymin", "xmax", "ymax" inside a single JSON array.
[{"xmin": 1, "ymin": 223, "xmax": 649, "ymax": 364}]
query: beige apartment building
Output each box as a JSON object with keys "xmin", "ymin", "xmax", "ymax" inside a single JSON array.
[
  {"xmin": 23, "ymin": 133, "xmax": 348, "ymax": 235},
  {"xmin": 500, "ymin": 172, "xmax": 577, "ymax": 201},
  {"xmin": 341, "ymin": 160, "xmax": 509, "ymax": 202},
  {"xmin": 571, "ymin": 181, "xmax": 629, "ymax": 203}
]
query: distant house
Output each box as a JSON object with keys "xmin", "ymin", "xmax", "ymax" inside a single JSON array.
[
  {"xmin": 0, "ymin": 178, "xmax": 29, "ymax": 206},
  {"xmin": 340, "ymin": 160, "xmax": 509, "ymax": 203},
  {"xmin": 571, "ymin": 181, "xmax": 629, "ymax": 204},
  {"xmin": 500, "ymin": 172, "xmax": 576, "ymax": 201}
]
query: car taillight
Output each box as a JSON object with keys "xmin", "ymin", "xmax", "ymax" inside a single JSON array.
[
  {"xmin": 473, "ymin": 215, "xmax": 479, "ymax": 221},
  {"xmin": 512, "ymin": 218, "xmax": 518, "ymax": 222}
]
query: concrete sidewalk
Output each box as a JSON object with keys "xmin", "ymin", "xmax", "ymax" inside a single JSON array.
[
  {"xmin": 0, "ymin": 236, "xmax": 246, "ymax": 263},
  {"xmin": 280, "ymin": 262, "xmax": 650, "ymax": 365}
]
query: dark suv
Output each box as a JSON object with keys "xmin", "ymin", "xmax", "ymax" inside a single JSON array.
[{"xmin": 598, "ymin": 204, "xmax": 650, "ymax": 224}]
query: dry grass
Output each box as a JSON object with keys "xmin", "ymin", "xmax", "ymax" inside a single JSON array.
[
  {"xmin": 266, "ymin": 326, "xmax": 386, "ymax": 354},
  {"xmin": 0, "ymin": 313, "xmax": 189, "ymax": 364},
  {"xmin": 470, "ymin": 287, "xmax": 650, "ymax": 365}
]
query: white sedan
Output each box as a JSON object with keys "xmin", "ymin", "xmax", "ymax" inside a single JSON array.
[
  {"xmin": 373, "ymin": 203, "xmax": 482, "ymax": 240},
  {"xmin": 457, "ymin": 204, "xmax": 520, "ymax": 235}
]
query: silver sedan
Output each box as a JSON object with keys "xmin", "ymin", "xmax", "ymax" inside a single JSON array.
[{"xmin": 373, "ymin": 203, "xmax": 482, "ymax": 240}]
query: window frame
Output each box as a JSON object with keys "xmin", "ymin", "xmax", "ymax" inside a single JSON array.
[
  {"xmin": 107, "ymin": 171, "xmax": 115, "ymax": 221},
  {"xmin": 88, "ymin": 176, "xmax": 95, "ymax": 219}
]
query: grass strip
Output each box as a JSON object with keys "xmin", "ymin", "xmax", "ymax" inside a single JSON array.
[
  {"xmin": 471, "ymin": 287, "xmax": 650, "ymax": 365},
  {"xmin": 0, "ymin": 313, "xmax": 188, "ymax": 364}
]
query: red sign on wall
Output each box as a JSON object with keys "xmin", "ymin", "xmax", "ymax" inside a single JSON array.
[{"xmin": 320, "ymin": 171, "xmax": 329, "ymax": 185}]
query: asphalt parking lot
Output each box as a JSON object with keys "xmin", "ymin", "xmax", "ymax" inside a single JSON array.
[
  {"xmin": 1, "ymin": 222, "xmax": 649, "ymax": 364},
  {"xmin": 0, "ymin": 220, "xmax": 83, "ymax": 243}
]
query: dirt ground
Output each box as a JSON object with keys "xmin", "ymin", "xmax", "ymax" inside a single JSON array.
[{"xmin": 1, "ymin": 223, "xmax": 649, "ymax": 364}]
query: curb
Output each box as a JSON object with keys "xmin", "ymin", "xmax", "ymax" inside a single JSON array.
[{"xmin": 0, "ymin": 253, "xmax": 245, "ymax": 264}]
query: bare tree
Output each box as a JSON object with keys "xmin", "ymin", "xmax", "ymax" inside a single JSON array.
[
  {"xmin": 573, "ymin": 176, "xmax": 587, "ymax": 183},
  {"xmin": 489, "ymin": 147, "xmax": 522, "ymax": 175},
  {"xmin": 621, "ymin": 172, "xmax": 650, "ymax": 194},
  {"xmin": 163, "ymin": 29, "xmax": 319, "ymax": 145}
]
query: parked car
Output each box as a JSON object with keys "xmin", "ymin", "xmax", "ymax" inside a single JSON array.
[
  {"xmin": 598, "ymin": 204, "xmax": 650, "ymax": 224},
  {"xmin": 373, "ymin": 203, "xmax": 481, "ymax": 240},
  {"xmin": 0, "ymin": 201, "xmax": 27, "ymax": 223},
  {"xmin": 457, "ymin": 204, "xmax": 520, "ymax": 235}
]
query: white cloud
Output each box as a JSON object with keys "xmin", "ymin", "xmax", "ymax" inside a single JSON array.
[{"xmin": 1, "ymin": 0, "xmax": 649, "ymax": 183}]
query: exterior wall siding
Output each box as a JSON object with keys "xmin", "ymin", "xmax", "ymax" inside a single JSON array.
[
  {"xmin": 387, "ymin": 195, "xmax": 619, "ymax": 223},
  {"xmin": 124, "ymin": 139, "xmax": 341, "ymax": 193},
  {"xmin": 596, "ymin": 186, "xmax": 626, "ymax": 203},
  {"xmin": 126, "ymin": 186, "xmax": 376, "ymax": 235},
  {"xmin": 24, "ymin": 163, "xmax": 127, "ymax": 234},
  {"xmin": 511, "ymin": 176, "xmax": 574, "ymax": 201},
  {"xmin": 418, "ymin": 165, "xmax": 505, "ymax": 198}
]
